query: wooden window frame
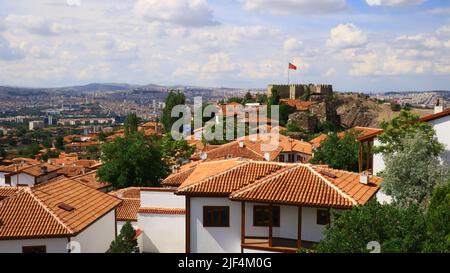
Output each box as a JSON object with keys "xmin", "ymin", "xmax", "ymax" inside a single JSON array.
[
  {"xmin": 316, "ymin": 209, "xmax": 330, "ymax": 225},
  {"xmin": 203, "ymin": 206, "xmax": 230, "ymax": 227},
  {"xmin": 253, "ymin": 205, "xmax": 280, "ymax": 227},
  {"xmin": 22, "ymin": 245, "xmax": 47, "ymax": 253},
  {"xmin": 279, "ymin": 154, "xmax": 285, "ymax": 162}
]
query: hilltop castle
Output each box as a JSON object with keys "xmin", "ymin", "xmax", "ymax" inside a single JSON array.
[{"xmin": 267, "ymin": 84, "xmax": 333, "ymax": 100}]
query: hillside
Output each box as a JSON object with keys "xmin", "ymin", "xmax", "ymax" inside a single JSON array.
[{"xmin": 335, "ymin": 93, "xmax": 433, "ymax": 128}]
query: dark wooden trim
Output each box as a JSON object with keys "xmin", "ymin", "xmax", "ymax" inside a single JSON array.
[
  {"xmin": 185, "ymin": 196, "xmax": 190, "ymax": 254},
  {"xmin": 316, "ymin": 208, "xmax": 331, "ymax": 225},
  {"xmin": 114, "ymin": 209, "xmax": 118, "ymax": 238},
  {"xmin": 297, "ymin": 206, "xmax": 302, "ymax": 249},
  {"xmin": 241, "ymin": 202, "xmax": 245, "ymax": 247},
  {"xmin": 366, "ymin": 141, "xmax": 370, "ymax": 172},
  {"xmin": 268, "ymin": 203, "xmax": 273, "ymax": 247},
  {"xmin": 242, "ymin": 237, "xmax": 317, "ymax": 253},
  {"xmin": 67, "ymin": 237, "xmax": 71, "ymax": 253},
  {"xmin": 203, "ymin": 206, "xmax": 230, "ymax": 227},
  {"xmin": 253, "ymin": 205, "xmax": 280, "ymax": 227},
  {"xmin": 359, "ymin": 142, "xmax": 363, "ymax": 173},
  {"xmin": 22, "ymin": 245, "xmax": 47, "ymax": 253}
]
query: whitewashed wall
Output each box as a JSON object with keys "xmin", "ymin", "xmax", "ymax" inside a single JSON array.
[
  {"xmin": 300, "ymin": 207, "xmax": 326, "ymax": 243},
  {"xmin": 0, "ymin": 173, "xmax": 6, "ymax": 186},
  {"xmin": 373, "ymin": 138, "xmax": 385, "ymax": 176},
  {"xmin": 138, "ymin": 213, "xmax": 185, "ymax": 253},
  {"xmin": 0, "ymin": 238, "xmax": 68, "ymax": 253},
  {"xmin": 140, "ymin": 190, "xmax": 185, "ymax": 209},
  {"xmin": 190, "ymin": 197, "xmax": 241, "ymax": 253},
  {"xmin": 428, "ymin": 115, "xmax": 450, "ymax": 163},
  {"xmin": 71, "ymin": 209, "xmax": 116, "ymax": 253},
  {"xmin": 10, "ymin": 173, "xmax": 34, "ymax": 187},
  {"xmin": 244, "ymin": 203, "xmax": 297, "ymax": 240}
]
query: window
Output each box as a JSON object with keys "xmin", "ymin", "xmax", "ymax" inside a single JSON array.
[
  {"xmin": 22, "ymin": 245, "xmax": 46, "ymax": 253},
  {"xmin": 296, "ymin": 155, "xmax": 302, "ymax": 162},
  {"xmin": 253, "ymin": 205, "xmax": 280, "ymax": 227},
  {"xmin": 317, "ymin": 209, "xmax": 330, "ymax": 225},
  {"xmin": 203, "ymin": 206, "xmax": 229, "ymax": 227},
  {"xmin": 279, "ymin": 155, "xmax": 285, "ymax": 162}
]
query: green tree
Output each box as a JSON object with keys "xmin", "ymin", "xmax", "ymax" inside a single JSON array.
[
  {"xmin": 0, "ymin": 147, "xmax": 6, "ymax": 158},
  {"xmin": 160, "ymin": 133, "xmax": 195, "ymax": 167},
  {"xmin": 124, "ymin": 113, "xmax": 140, "ymax": 135},
  {"xmin": 279, "ymin": 104, "xmax": 296, "ymax": 126},
  {"xmin": 107, "ymin": 221, "xmax": 139, "ymax": 253},
  {"xmin": 300, "ymin": 85, "xmax": 311, "ymax": 101},
  {"xmin": 390, "ymin": 102, "xmax": 401, "ymax": 111},
  {"xmin": 242, "ymin": 91, "xmax": 254, "ymax": 104},
  {"xmin": 316, "ymin": 201, "xmax": 427, "ymax": 253},
  {"xmin": 377, "ymin": 110, "xmax": 443, "ymax": 156},
  {"xmin": 54, "ymin": 136, "xmax": 64, "ymax": 150},
  {"xmin": 162, "ymin": 91, "xmax": 186, "ymax": 133},
  {"xmin": 310, "ymin": 130, "xmax": 360, "ymax": 172},
  {"xmin": 97, "ymin": 132, "xmax": 167, "ymax": 188},
  {"xmin": 227, "ymin": 97, "xmax": 243, "ymax": 104},
  {"xmin": 381, "ymin": 131, "xmax": 449, "ymax": 208},
  {"xmin": 423, "ymin": 182, "xmax": 450, "ymax": 252},
  {"xmin": 20, "ymin": 143, "xmax": 40, "ymax": 158},
  {"xmin": 256, "ymin": 93, "xmax": 268, "ymax": 104},
  {"xmin": 267, "ymin": 88, "xmax": 280, "ymax": 119}
]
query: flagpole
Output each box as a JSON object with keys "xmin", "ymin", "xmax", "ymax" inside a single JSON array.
[{"xmin": 288, "ymin": 64, "xmax": 290, "ymax": 85}]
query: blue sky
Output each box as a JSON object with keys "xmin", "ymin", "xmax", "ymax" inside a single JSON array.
[{"xmin": 0, "ymin": 0, "xmax": 450, "ymax": 92}]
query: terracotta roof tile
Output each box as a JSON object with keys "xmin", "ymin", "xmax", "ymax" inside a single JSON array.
[
  {"xmin": 0, "ymin": 187, "xmax": 21, "ymax": 199},
  {"xmin": 138, "ymin": 207, "xmax": 185, "ymax": 215},
  {"xmin": 116, "ymin": 198, "xmax": 140, "ymax": 221},
  {"xmin": 177, "ymin": 161, "xmax": 289, "ymax": 196},
  {"xmin": 162, "ymin": 164, "xmax": 198, "ymax": 187},
  {"xmin": 70, "ymin": 171, "xmax": 111, "ymax": 190},
  {"xmin": 0, "ymin": 178, "xmax": 121, "ymax": 239},
  {"xmin": 176, "ymin": 159, "xmax": 382, "ymax": 208},
  {"xmin": 419, "ymin": 108, "xmax": 450, "ymax": 122}
]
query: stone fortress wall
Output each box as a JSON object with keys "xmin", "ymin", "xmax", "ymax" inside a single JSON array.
[{"xmin": 267, "ymin": 84, "xmax": 333, "ymax": 99}]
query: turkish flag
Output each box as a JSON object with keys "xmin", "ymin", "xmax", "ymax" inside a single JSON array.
[{"xmin": 288, "ymin": 63, "xmax": 297, "ymax": 70}]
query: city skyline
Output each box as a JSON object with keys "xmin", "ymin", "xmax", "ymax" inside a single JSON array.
[{"xmin": 0, "ymin": 0, "xmax": 450, "ymax": 92}]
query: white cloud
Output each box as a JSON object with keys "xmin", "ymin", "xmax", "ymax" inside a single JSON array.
[
  {"xmin": 366, "ymin": 0, "xmax": 426, "ymax": 6},
  {"xmin": 327, "ymin": 23, "xmax": 367, "ymax": 48},
  {"xmin": 242, "ymin": 0, "xmax": 346, "ymax": 15},
  {"xmin": 283, "ymin": 38, "xmax": 303, "ymax": 51},
  {"xmin": 66, "ymin": 0, "xmax": 81, "ymax": 7},
  {"xmin": 325, "ymin": 68, "xmax": 337, "ymax": 77},
  {"xmin": 5, "ymin": 15, "xmax": 76, "ymax": 36},
  {"xmin": 134, "ymin": 0, "xmax": 217, "ymax": 27},
  {"xmin": 0, "ymin": 35, "xmax": 26, "ymax": 61}
]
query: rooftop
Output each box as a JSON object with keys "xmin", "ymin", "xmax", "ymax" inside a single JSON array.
[{"xmin": 0, "ymin": 178, "xmax": 121, "ymax": 240}]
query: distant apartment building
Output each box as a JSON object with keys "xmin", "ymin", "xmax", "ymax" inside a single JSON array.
[
  {"xmin": 29, "ymin": 120, "xmax": 44, "ymax": 131},
  {"xmin": 57, "ymin": 118, "xmax": 115, "ymax": 126}
]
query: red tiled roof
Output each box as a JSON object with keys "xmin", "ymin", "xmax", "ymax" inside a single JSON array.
[
  {"xmin": 281, "ymin": 99, "xmax": 319, "ymax": 111},
  {"xmin": 177, "ymin": 159, "xmax": 382, "ymax": 208},
  {"xmin": 138, "ymin": 207, "xmax": 185, "ymax": 215},
  {"xmin": 177, "ymin": 161, "xmax": 290, "ymax": 196},
  {"xmin": 116, "ymin": 198, "xmax": 140, "ymax": 221},
  {"xmin": 0, "ymin": 187, "xmax": 21, "ymax": 199},
  {"xmin": 419, "ymin": 108, "xmax": 450, "ymax": 122},
  {"xmin": 0, "ymin": 178, "xmax": 121, "ymax": 239},
  {"xmin": 162, "ymin": 164, "xmax": 198, "ymax": 187},
  {"xmin": 70, "ymin": 171, "xmax": 111, "ymax": 190}
]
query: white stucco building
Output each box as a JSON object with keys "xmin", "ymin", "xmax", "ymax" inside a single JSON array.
[
  {"xmin": 0, "ymin": 178, "xmax": 121, "ymax": 253},
  {"xmin": 174, "ymin": 159, "xmax": 382, "ymax": 253}
]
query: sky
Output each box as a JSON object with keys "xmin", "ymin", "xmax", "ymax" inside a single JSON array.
[{"xmin": 0, "ymin": 0, "xmax": 450, "ymax": 92}]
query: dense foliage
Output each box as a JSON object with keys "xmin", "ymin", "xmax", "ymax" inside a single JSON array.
[
  {"xmin": 381, "ymin": 131, "xmax": 450, "ymax": 207},
  {"xmin": 97, "ymin": 132, "xmax": 167, "ymax": 188},
  {"xmin": 310, "ymin": 130, "xmax": 360, "ymax": 172},
  {"xmin": 160, "ymin": 132, "xmax": 195, "ymax": 167},
  {"xmin": 107, "ymin": 221, "xmax": 139, "ymax": 253},
  {"xmin": 162, "ymin": 91, "xmax": 186, "ymax": 133}
]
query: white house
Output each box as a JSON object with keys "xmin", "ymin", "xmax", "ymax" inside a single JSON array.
[
  {"xmin": 0, "ymin": 178, "xmax": 121, "ymax": 253},
  {"xmin": 111, "ymin": 187, "xmax": 186, "ymax": 253},
  {"xmin": 174, "ymin": 159, "xmax": 382, "ymax": 253},
  {"xmin": 0, "ymin": 163, "xmax": 61, "ymax": 187}
]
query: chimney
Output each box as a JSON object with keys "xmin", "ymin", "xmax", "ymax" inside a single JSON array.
[
  {"xmin": 200, "ymin": 152, "xmax": 207, "ymax": 160},
  {"xmin": 238, "ymin": 141, "xmax": 245, "ymax": 148},
  {"xmin": 40, "ymin": 165, "xmax": 48, "ymax": 175},
  {"xmin": 434, "ymin": 98, "xmax": 444, "ymax": 114},
  {"xmin": 360, "ymin": 171, "xmax": 369, "ymax": 185}
]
